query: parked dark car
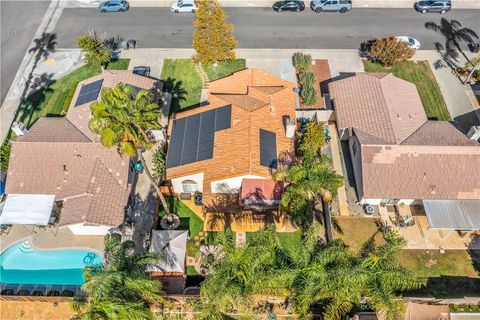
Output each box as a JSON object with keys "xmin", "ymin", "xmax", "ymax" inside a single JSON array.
[
  {"xmin": 99, "ymin": 1, "xmax": 129, "ymax": 12},
  {"xmin": 273, "ymin": 1, "xmax": 305, "ymax": 12},
  {"xmin": 132, "ymin": 66, "xmax": 151, "ymax": 77},
  {"xmin": 414, "ymin": 1, "xmax": 451, "ymax": 14}
]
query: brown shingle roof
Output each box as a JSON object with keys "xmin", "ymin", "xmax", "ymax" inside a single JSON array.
[
  {"xmin": 329, "ymin": 73, "xmax": 427, "ymax": 144},
  {"xmin": 361, "ymin": 144, "xmax": 480, "ymax": 200},
  {"xmin": 66, "ymin": 70, "xmax": 159, "ymax": 141},
  {"xmin": 7, "ymin": 118, "xmax": 131, "ymax": 227},
  {"xmin": 17, "ymin": 117, "xmax": 91, "ymax": 143},
  {"xmin": 401, "ymin": 121, "xmax": 478, "ymax": 146}
]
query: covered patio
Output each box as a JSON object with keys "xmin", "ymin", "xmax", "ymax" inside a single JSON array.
[{"xmin": 378, "ymin": 201, "xmax": 480, "ymax": 250}]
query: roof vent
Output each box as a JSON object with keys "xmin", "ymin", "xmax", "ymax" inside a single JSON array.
[{"xmin": 467, "ymin": 126, "xmax": 480, "ymax": 141}]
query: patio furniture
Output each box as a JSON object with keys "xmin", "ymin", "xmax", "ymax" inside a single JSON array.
[
  {"xmin": 399, "ymin": 216, "xmax": 415, "ymax": 228},
  {"xmin": 160, "ymin": 213, "xmax": 181, "ymax": 230},
  {"xmin": 179, "ymin": 192, "xmax": 191, "ymax": 200}
]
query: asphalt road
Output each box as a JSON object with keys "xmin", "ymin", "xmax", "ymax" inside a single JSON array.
[
  {"xmin": 0, "ymin": 1, "xmax": 50, "ymax": 104},
  {"xmin": 54, "ymin": 7, "xmax": 479, "ymax": 50}
]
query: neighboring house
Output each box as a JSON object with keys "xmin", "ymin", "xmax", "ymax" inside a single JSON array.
[
  {"xmin": 329, "ymin": 73, "xmax": 480, "ymax": 230},
  {"xmin": 147, "ymin": 230, "xmax": 188, "ymax": 294},
  {"xmin": 5, "ymin": 117, "xmax": 134, "ymax": 235},
  {"xmin": 67, "ymin": 69, "xmax": 167, "ymax": 141},
  {"xmin": 165, "ymin": 68, "xmax": 297, "ymax": 211},
  {"xmin": 3, "ymin": 69, "xmax": 167, "ymax": 236}
]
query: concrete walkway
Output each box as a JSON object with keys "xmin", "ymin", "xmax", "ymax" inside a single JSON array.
[{"xmin": 328, "ymin": 124, "xmax": 349, "ymax": 216}]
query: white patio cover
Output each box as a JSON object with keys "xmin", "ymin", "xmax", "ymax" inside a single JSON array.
[
  {"xmin": 147, "ymin": 230, "xmax": 188, "ymax": 274},
  {"xmin": 0, "ymin": 194, "xmax": 55, "ymax": 225},
  {"xmin": 424, "ymin": 200, "xmax": 480, "ymax": 231}
]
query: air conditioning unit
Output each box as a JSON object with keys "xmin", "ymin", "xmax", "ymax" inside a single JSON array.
[{"xmin": 365, "ymin": 205, "xmax": 375, "ymax": 216}]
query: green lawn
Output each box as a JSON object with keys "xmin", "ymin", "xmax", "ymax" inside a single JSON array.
[
  {"xmin": 363, "ymin": 60, "xmax": 450, "ymax": 121},
  {"xmin": 161, "ymin": 59, "xmax": 203, "ymax": 112},
  {"xmin": 276, "ymin": 231, "xmax": 303, "ymax": 255},
  {"xmin": 165, "ymin": 196, "xmax": 204, "ymax": 256},
  {"xmin": 13, "ymin": 59, "xmax": 130, "ymax": 131},
  {"xmin": 203, "ymin": 59, "xmax": 246, "ymax": 82}
]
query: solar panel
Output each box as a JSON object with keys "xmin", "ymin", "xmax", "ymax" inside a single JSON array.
[
  {"xmin": 74, "ymin": 79, "xmax": 103, "ymax": 107},
  {"xmin": 260, "ymin": 129, "xmax": 277, "ymax": 169},
  {"xmin": 166, "ymin": 105, "xmax": 231, "ymax": 168}
]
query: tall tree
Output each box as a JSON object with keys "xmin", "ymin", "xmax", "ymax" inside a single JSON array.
[
  {"xmin": 72, "ymin": 235, "xmax": 166, "ymax": 320},
  {"xmin": 274, "ymin": 123, "xmax": 343, "ymax": 231},
  {"xmin": 291, "ymin": 229, "xmax": 426, "ymax": 320},
  {"xmin": 426, "ymin": 18, "xmax": 478, "ymax": 63},
  {"xmin": 368, "ymin": 37, "xmax": 415, "ymax": 67},
  {"xmin": 192, "ymin": 0, "xmax": 238, "ymax": 64},
  {"xmin": 199, "ymin": 229, "xmax": 294, "ymax": 317},
  {"xmin": 89, "ymin": 83, "xmax": 171, "ymax": 214},
  {"xmin": 77, "ymin": 31, "xmax": 112, "ymax": 68}
]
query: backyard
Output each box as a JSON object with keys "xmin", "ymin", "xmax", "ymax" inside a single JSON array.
[
  {"xmin": 160, "ymin": 59, "xmax": 246, "ymax": 112},
  {"xmin": 363, "ymin": 60, "xmax": 450, "ymax": 121}
]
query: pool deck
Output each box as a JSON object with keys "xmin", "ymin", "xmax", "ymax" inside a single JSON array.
[{"xmin": 0, "ymin": 226, "xmax": 105, "ymax": 254}]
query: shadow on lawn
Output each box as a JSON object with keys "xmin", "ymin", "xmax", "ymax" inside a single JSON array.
[{"xmin": 161, "ymin": 77, "xmax": 190, "ymax": 113}]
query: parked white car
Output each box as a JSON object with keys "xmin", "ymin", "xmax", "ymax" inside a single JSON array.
[
  {"xmin": 171, "ymin": 0, "xmax": 197, "ymax": 13},
  {"xmin": 396, "ymin": 36, "xmax": 421, "ymax": 50}
]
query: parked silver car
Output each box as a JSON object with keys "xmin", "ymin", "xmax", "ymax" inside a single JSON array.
[
  {"xmin": 414, "ymin": 1, "xmax": 451, "ymax": 14},
  {"xmin": 310, "ymin": 0, "xmax": 352, "ymax": 13}
]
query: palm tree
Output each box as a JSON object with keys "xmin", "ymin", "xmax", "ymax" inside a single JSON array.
[
  {"xmin": 426, "ymin": 18, "xmax": 478, "ymax": 63},
  {"xmin": 199, "ymin": 229, "xmax": 294, "ymax": 317},
  {"xmin": 89, "ymin": 83, "xmax": 171, "ymax": 214},
  {"xmin": 72, "ymin": 234, "xmax": 167, "ymax": 320},
  {"xmin": 291, "ymin": 229, "xmax": 427, "ymax": 320},
  {"xmin": 274, "ymin": 154, "xmax": 343, "ymax": 234}
]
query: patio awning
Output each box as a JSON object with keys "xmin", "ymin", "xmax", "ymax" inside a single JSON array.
[
  {"xmin": 240, "ymin": 178, "xmax": 283, "ymax": 206},
  {"xmin": 0, "ymin": 194, "xmax": 55, "ymax": 225},
  {"xmin": 423, "ymin": 199, "xmax": 480, "ymax": 231},
  {"xmin": 147, "ymin": 230, "xmax": 188, "ymax": 274}
]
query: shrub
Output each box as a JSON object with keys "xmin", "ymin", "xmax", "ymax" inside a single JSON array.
[
  {"xmin": 293, "ymin": 52, "xmax": 312, "ymax": 72},
  {"xmin": 152, "ymin": 147, "xmax": 166, "ymax": 179},
  {"xmin": 300, "ymin": 85, "xmax": 318, "ymax": 106},
  {"xmin": 32, "ymin": 290, "xmax": 44, "ymax": 296},
  {"xmin": 368, "ymin": 36, "xmax": 415, "ymax": 67},
  {"xmin": 299, "ymin": 71, "xmax": 316, "ymax": 88},
  {"xmin": 47, "ymin": 290, "xmax": 60, "ymax": 296},
  {"xmin": 0, "ymin": 140, "xmax": 12, "ymax": 172},
  {"xmin": 76, "ymin": 31, "xmax": 112, "ymax": 68},
  {"xmin": 61, "ymin": 290, "xmax": 75, "ymax": 297}
]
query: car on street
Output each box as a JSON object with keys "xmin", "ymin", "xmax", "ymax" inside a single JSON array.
[
  {"xmin": 310, "ymin": 0, "xmax": 352, "ymax": 13},
  {"xmin": 98, "ymin": 0, "xmax": 129, "ymax": 12},
  {"xmin": 132, "ymin": 66, "xmax": 151, "ymax": 77},
  {"xmin": 171, "ymin": 0, "xmax": 197, "ymax": 13},
  {"xmin": 272, "ymin": 1, "xmax": 305, "ymax": 12},
  {"xmin": 414, "ymin": 1, "xmax": 451, "ymax": 14},
  {"xmin": 396, "ymin": 36, "xmax": 421, "ymax": 50}
]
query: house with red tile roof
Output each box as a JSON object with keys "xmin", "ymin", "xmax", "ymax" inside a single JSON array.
[
  {"xmin": 329, "ymin": 73, "xmax": 480, "ymax": 231},
  {"xmin": 165, "ymin": 68, "xmax": 296, "ymax": 212},
  {"xmin": 4, "ymin": 70, "xmax": 164, "ymax": 235}
]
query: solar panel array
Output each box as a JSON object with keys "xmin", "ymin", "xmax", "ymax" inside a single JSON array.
[
  {"xmin": 259, "ymin": 129, "xmax": 277, "ymax": 169},
  {"xmin": 166, "ymin": 105, "xmax": 231, "ymax": 168},
  {"xmin": 74, "ymin": 79, "xmax": 103, "ymax": 107}
]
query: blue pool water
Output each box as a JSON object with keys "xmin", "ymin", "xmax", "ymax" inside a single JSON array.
[{"xmin": 0, "ymin": 241, "xmax": 103, "ymax": 285}]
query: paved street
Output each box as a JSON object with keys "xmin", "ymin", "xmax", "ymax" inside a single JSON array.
[
  {"xmin": 0, "ymin": 1, "xmax": 50, "ymax": 104},
  {"xmin": 54, "ymin": 8, "xmax": 479, "ymax": 49}
]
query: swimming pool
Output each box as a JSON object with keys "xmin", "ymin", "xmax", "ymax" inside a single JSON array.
[{"xmin": 0, "ymin": 241, "xmax": 103, "ymax": 285}]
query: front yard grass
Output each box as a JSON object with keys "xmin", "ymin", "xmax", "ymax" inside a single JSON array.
[
  {"xmin": 363, "ymin": 60, "xmax": 450, "ymax": 121},
  {"xmin": 12, "ymin": 59, "xmax": 130, "ymax": 131},
  {"xmin": 204, "ymin": 59, "xmax": 246, "ymax": 82},
  {"xmin": 161, "ymin": 59, "xmax": 202, "ymax": 112}
]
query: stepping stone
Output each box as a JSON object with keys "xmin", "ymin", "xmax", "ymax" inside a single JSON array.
[{"xmin": 186, "ymin": 256, "xmax": 196, "ymax": 265}]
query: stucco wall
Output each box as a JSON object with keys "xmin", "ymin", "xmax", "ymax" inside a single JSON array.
[
  {"xmin": 171, "ymin": 172, "xmax": 204, "ymax": 193},
  {"xmin": 210, "ymin": 174, "xmax": 268, "ymax": 193}
]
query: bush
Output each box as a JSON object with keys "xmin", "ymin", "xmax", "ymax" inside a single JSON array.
[
  {"xmin": 32, "ymin": 290, "xmax": 44, "ymax": 296},
  {"xmin": 293, "ymin": 52, "xmax": 312, "ymax": 72},
  {"xmin": 300, "ymin": 85, "xmax": 318, "ymax": 106},
  {"xmin": 299, "ymin": 71, "xmax": 316, "ymax": 88},
  {"xmin": 0, "ymin": 140, "xmax": 12, "ymax": 172},
  {"xmin": 152, "ymin": 147, "xmax": 166, "ymax": 179},
  {"xmin": 47, "ymin": 290, "xmax": 60, "ymax": 296},
  {"xmin": 61, "ymin": 289, "xmax": 75, "ymax": 297},
  {"xmin": 368, "ymin": 36, "xmax": 415, "ymax": 67}
]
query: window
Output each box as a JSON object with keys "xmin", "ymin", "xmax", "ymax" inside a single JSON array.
[
  {"xmin": 182, "ymin": 180, "xmax": 198, "ymax": 193},
  {"xmin": 331, "ymin": 1, "xmax": 339, "ymax": 4}
]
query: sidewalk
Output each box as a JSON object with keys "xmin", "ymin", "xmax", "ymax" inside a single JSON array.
[{"xmin": 64, "ymin": 0, "xmax": 480, "ymax": 8}]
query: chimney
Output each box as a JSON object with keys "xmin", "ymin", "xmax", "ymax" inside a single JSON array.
[
  {"xmin": 284, "ymin": 116, "xmax": 296, "ymax": 139},
  {"xmin": 467, "ymin": 126, "xmax": 480, "ymax": 141}
]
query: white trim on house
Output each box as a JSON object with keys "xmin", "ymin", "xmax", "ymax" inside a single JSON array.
[
  {"xmin": 67, "ymin": 223, "xmax": 112, "ymax": 235},
  {"xmin": 171, "ymin": 172, "xmax": 204, "ymax": 194},
  {"xmin": 210, "ymin": 175, "xmax": 268, "ymax": 193}
]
